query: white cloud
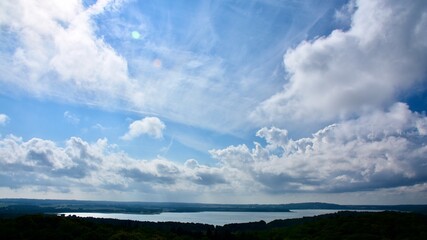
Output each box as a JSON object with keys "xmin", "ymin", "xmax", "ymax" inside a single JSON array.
[
  {"xmin": 0, "ymin": 114, "xmax": 9, "ymax": 125},
  {"xmin": 212, "ymin": 103, "xmax": 427, "ymax": 193},
  {"xmin": 0, "ymin": 0, "xmax": 135, "ymax": 108},
  {"xmin": 252, "ymin": 0, "xmax": 427, "ymax": 126},
  {"xmin": 121, "ymin": 117, "xmax": 166, "ymax": 140},
  {"xmin": 256, "ymin": 127, "xmax": 288, "ymax": 150},
  {"xmin": 0, "ymin": 135, "xmax": 101, "ymax": 188}
]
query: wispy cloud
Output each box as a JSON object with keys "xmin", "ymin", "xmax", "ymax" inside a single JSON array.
[
  {"xmin": 64, "ymin": 111, "xmax": 80, "ymax": 125},
  {"xmin": 92, "ymin": 123, "xmax": 107, "ymax": 131},
  {"xmin": 0, "ymin": 0, "xmax": 333, "ymax": 133}
]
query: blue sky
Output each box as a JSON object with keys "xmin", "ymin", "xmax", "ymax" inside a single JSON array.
[{"xmin": 0, "ymin": 0, "xmax": 427, "ymax": 204}]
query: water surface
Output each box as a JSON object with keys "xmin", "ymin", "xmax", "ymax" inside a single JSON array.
[{"xmin": 62, "ymin": 209, "xmax": 341, "ymax": 226}]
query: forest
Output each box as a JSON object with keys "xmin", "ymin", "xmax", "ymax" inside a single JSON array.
[{"xmin": 1, "ymin": 211, "xmax": 427, "ymax": 239}]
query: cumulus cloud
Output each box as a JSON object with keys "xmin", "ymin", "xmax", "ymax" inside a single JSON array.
[
  {"xmin": 212, "ymin": 103, "xmax": 427, "ymax": 193},
  {"xmin": 184, "ymin": 159, "xmax": 227, "ymax": 186},
  {"xmin": 0, "ymin": 135, "xmax": 228, "ymax": 194},
  {"xmin": 252, "ymin": 0, "xmax": 427, "ymax": 125},
  {"xmin": 0, "ymin": 114, "xmax": 9, "ymax": 125},
  {"xmin": 0, "ymin": 136, "xmax": 105, "ymax": 189},
  {"xmin": 121, "ymin": 117, "xmax": 166, "ymax": 140}
]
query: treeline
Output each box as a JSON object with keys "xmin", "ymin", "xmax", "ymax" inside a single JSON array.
[{"xmin": 1, "ymin": 211, "xmax": 427, "ymax": 239}]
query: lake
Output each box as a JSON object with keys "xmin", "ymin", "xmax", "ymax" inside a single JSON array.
[{"xmin": 62, "ymin": 209, "xmax": 343, "ymax": 226}]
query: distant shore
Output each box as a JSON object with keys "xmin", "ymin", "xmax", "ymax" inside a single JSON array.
[{"xmin": 1, "ymin": 198, "xmax": 426, "ymax": 217}]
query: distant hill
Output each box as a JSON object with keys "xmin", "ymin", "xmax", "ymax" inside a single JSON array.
[
  {"xmin": 280, "ymin": 202, "xmax": 427, "ymax": 213},
  {"xmin": 280, "ymin": 202, "xmax": 347, "ymax": 209},
  {"xmin": 1, "ymin": 198, "xmax": 426, "ymax": 216},
  {"xmin": 0, "ymin": 198, "xmax": 292, "ymax": 216}
]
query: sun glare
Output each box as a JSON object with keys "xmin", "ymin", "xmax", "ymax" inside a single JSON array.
[{"xmin": 131, "ymin": 30, "xmax": 141, "ymax": 39}]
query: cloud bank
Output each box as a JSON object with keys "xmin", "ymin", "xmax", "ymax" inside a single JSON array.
[
  {"xmin": 1, "ymin": 103, "xmax": 426, "ymax": 201},
  {"xmin": 0, "ymin": 135, "xmax": 228, "ymax": 197},
  {"xmin": 213, "ymin": 103, "xmax": 427, "ymax": 193}
]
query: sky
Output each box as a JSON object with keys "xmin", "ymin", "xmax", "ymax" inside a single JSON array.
[{"xmin": 0, "ymin": 0, "xmax": 427, "ymax": 204}]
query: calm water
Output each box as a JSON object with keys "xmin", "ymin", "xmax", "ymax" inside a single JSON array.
[{"xmin": 61, "ymin": 210, "xmax": 341, "ymax": 226}]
